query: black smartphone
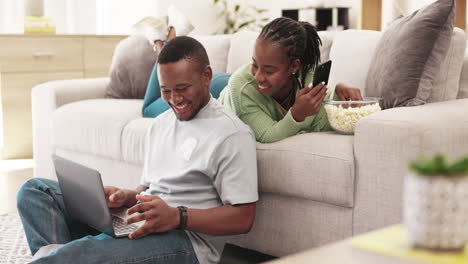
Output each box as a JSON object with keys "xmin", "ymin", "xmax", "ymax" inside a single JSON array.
[{"xmin": 312, "ymin": 60, "xmax": 332, "ymax": 87}]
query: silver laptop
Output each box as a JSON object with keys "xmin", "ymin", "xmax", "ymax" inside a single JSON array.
[{"xmin": 52, "ymin": 154, "xmax": 144, "ymax": 237}]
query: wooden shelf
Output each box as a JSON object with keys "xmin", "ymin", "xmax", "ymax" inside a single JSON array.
[
  {"xmin": 360, "ymin": 0, "xmax": 381, "ymax": 31},
  {"xmin": 0, "ymin": 34, "xmax": 125, "ymax": 159},
  {"xmin": 360, "ymin": 0, "xmax": 466, "ymax": 31}
]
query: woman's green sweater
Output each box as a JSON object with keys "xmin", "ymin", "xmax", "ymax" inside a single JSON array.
[{"xmin": 219, "ymin": 64, "xmax": 332, "ymax": 143}]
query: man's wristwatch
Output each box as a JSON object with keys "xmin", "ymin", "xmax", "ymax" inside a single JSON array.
[{"xmin": 177, "ymin": 206, "xmax": 188, "ymax": 230}]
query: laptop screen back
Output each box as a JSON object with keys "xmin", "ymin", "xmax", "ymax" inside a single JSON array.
[{"xmin": 52, "ymin": 155, "xmax": 114, "ymax": 235}]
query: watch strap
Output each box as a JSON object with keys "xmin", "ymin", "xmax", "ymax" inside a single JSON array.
[{"xmin": 177, "ymin": 206, "xmax": 188, "ymax": 230}]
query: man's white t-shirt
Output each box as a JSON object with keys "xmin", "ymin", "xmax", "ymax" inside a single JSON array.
[{"xmin": 140, "ymin": 97, "xmax": 258, "ymax": 264}]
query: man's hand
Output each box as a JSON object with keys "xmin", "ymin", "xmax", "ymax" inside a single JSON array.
[
  {"xmin": 291, "ymin": 82, "xmax": 328, "ymax": 122},
  {"xmin": 104, "ymin": 186, "xmax": 131, "ymax": 208},
  {"xmin": 126, "ymin": 195, "xmax": 180, "ymax": 239},
  {"xmin": 335, "ymin": 83, "xmax": 363, "ymax": 101}
]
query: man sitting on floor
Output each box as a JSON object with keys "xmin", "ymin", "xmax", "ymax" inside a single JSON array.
[{"xmin": 17, "ymin": 36, "xmax": 258, "ymax": 264}]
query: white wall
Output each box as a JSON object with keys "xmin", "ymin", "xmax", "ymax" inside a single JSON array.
[
  {"xmin": 0, "ymin": 0, "xmax": 361, "ymax": 35},
  {"xmin": 163, "ymin": 0, "xmax": 222, "ymax": 35},
  {"xmin": 172, "ymin": 0, "xmax": 360, "ymax": 35},
  {"xmin": 0, "ymin": 0, "xmax": 24, "ymax": 33},
  {"xmin": 79, "ymin": 0, "xmax": 362, "ymax": 35},
  {"xmin": 382, "ymin": 0, "xmax": 440, "ymax": 30},
  {"xmin": 44, "ymin": 0, "xmax": 67, "ymax": 34},
  {"xmin": 97, "ymin": 0, "xmax": 157, "ymax": 35}
]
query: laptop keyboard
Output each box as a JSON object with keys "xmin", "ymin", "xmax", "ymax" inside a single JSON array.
[{"xmin": 112, "ymin": 216, "xmax": 139, "ymax": 236}]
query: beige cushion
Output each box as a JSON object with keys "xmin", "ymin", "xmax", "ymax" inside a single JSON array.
[
  {"xmin": 233, "ymin": 193, "xmax": 353, "ymax": 257},
  {"xmin": 194, "ymin": 35, "xmax": 231, "ymax": 73},
  {"xmin": 121, "ymin": 118, "xmax": 153, "ymax": 165},
  {"xmin": 52, "ymin": 99, "xmax": 143, "ymax": 160},
  {"xmin": 318, "ymin": 31, "xmax": 338, "ymax": 63},
  {"xmin": 458, "ymin": 50, "xmax": 468, "ymax": 99},
  {"xmin": 428, "ymin": 28, "xmax": 467, "ymax": 103},
  {"xmin": 226, "ymin": 30, "xmax": 337, "ymax": 74},
  {"xmin": 328, "ymin": 30, "xmax": 382, "ymax": 95},
  {"xmin": 226, "ymin": 30, "xmax": 259, "ymax": 73},
  {"xmin": 256, "ymin": 132, "xmax": 355, "ymax": 207},
  {"xmin": 366, "ymin": 0, "xmax": 456, "ymax": 109}
]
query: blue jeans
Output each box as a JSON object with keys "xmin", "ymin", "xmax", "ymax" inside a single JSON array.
[{"xmin": 17, "ymin": 178, "xmax": 199, "ymax": 264}]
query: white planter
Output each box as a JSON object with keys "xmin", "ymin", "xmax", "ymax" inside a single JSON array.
[{"xmin": 404, "ymin": 173, "xmax": 468, "ymax": 251}]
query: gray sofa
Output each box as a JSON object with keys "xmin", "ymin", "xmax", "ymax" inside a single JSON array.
[{"xmin": 32, "ymin": 29, "xmax": 468, "ymax": 257}]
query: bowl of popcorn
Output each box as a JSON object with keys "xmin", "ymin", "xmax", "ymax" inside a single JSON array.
[{"xmin": 323, "ymin": 97, "xmax": 383, "ymax": 134}]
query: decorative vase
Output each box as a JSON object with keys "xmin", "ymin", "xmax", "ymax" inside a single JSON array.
[
  {"xmin": 24, "ymin": 0, "xmax": 44, "ymax": 17},
  {"xmin": 404, "ymin": 173, "xmax": 468, "ymax": 251}
]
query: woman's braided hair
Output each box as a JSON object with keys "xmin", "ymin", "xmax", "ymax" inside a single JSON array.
[{"xmin": 259, "ymin": 17, "xmax": 321, "ymax": 88}]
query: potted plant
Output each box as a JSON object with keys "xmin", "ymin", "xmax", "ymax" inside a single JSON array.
[
  {"xmin": 212, "ymin": 0, "xmax": 269, "ymax": 34},
  {"xmin": 404, "ymin": 154, "xmax": 468, "ymax": 251}
]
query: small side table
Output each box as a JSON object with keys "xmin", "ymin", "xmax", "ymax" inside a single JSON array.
[
  {"xmin": 265, "ymin": 240, "xmax": 414, "ymax": 264},
  {"xmin": 265, "ymin": 225, "xmax": 466, "ymax": 264}
]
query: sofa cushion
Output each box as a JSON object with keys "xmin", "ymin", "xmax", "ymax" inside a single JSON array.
[
  {"xmin": 121, "ymin": 118, "xmax": 153, "ymax": 165},
  {"xmin": 458, "ymin": 52, "xmax": 468, "ymax": 99},
  {"xmin": 52, "ymin": 99, "xmax": 143, "ymax": 160},
  {"xmin": 429, "ymin": 28, "xmax": 467, "ymax": 103},
  {"xmin": 317, "ymin": 31, "xmax": 338, "ymax": 63},
  {"xmin": 194, "ymin": 34, "xmax": 231, "ymax": 73},
  {"xmin": 256, "ymin": 132, "xmax": 355, "ymax": 208},
  {"xmin": 456, "ymin": 32, "xmax": 468, "ymax": 100},
  {"xmin": 226, "ymin": 30, "xmax": 337, "ymax": 74},
  {"xmin": 328, "ymin": 30, "xmax": 382, "ymax": 95},
  {"xmin": 226, "ymin": 30, "xmax": 259, "ymax": 73},
  {"xmin": 365, "ymin": 0, "xmax": 455, "ymax": 109}
]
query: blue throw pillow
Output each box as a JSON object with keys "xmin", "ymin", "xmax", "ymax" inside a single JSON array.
[
  {"xmin": 210, "ymin": 72, "xmax": 231, "ymax": 99},
  {"xmin": 142, "ymin": 64, "xmax": 231, "ymax": 118}
]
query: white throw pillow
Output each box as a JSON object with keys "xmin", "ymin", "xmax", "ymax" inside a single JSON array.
[
  {"xmin": 428, "ymin": 28, "xmax": 467, "ymax": 103},
  {"xmin": 328, "ymin": 30, "xmax": 382, "ymax": 96},
  {"xmin": 193, "ymin": 34, "xmax": 232, "ymax": 73},
  {"xmin": 226, "ymin": 30, "xmax": 259, "ymax": 73},
  {"xmin": 226, "ymin": 30, "xmax": 338, "ymax": 75}
]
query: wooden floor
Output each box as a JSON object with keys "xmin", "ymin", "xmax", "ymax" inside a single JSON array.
[{"xmin": 0, "ymin": 159, "xmax": 275, "ymax": 263}]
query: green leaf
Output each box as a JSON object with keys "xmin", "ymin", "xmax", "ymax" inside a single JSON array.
[
  {"xmin": 409, "ymin": 154, "xmax": 468, "ymax": 177},
  {"xmin": 447, "ymin": 156, "xmax": 468, "ymax": 176},
  {"xmin": 256, "ymin": 9, "xmax": 268, "ymax": 13},
  {"xmin": 214, "ymin": 0, "xmax": 219, "ymax": 3},
  {"xmin": 234, "ymin": 5, "xmax": 240, "ymax": 12},
  {"xmin": 238, "ymin": 19, "xmax": 255, "ymax": 29},
  {"xmin": 433, "ymin": 154, "xmax": 448, "ymax": 174}
]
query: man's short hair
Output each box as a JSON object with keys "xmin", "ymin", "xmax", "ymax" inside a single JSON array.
[{"xmin": 157, "ymin": 36, "xmax": 210, "ymax": 71}]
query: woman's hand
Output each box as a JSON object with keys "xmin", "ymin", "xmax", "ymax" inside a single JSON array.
[
  {"xmin": 335, "ymin": 83, "xmax": 363, "ymax": 101},
  {"xmin": 291, "ymin": 82, "xmax": 328, "ymax": 122}
]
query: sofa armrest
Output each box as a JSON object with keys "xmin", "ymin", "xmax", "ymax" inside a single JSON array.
[
  {"xmin": 32, "ymin": 78, "xmax": 109, "ymax": 179},
  {"xmin": 352, "ymin": 99, "xmax": 468, "ymax": 235}
]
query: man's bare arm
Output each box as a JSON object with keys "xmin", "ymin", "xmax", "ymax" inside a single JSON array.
[
  {"xmin": 126, "ymin": 195, "xmax": 256, "ymax": 239},
  {"xmin": 186, "ymin": 203, "xmax": 256, "ymax": 235}
]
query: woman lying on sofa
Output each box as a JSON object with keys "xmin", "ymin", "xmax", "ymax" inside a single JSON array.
[{"xmin": 218, "ymin": 17, "xmax": 363, "ymax": 143}]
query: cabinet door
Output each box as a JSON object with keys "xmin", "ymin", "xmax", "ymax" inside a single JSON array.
[
  {"xmin": 1, "ymin": 71, "xmax": 83, "ymax": 159},
  {"xmin": 84, "ymin": 36, "xmax": 125, "ymax": 78}
]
